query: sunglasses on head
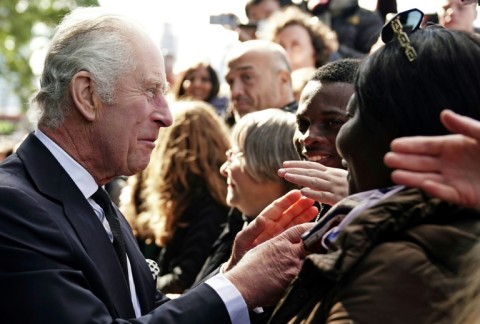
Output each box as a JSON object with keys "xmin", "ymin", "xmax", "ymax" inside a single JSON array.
[{"xmin": 381, "ymin": 8, "xmax": 424, "ymax": 62}]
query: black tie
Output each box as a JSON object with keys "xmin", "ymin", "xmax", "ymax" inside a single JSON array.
[{"xmin": 92, "ymin": 187, "xmax": 129, "ymax": 286}]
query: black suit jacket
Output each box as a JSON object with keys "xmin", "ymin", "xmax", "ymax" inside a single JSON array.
[{"xmin": 0, "ymin": 134, "xmax": 231, "ymax": 323}]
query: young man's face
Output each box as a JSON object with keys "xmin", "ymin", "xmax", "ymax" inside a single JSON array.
[{"xmin": 294, "ymin": 80, "xmax": 353, "ymax": 169}]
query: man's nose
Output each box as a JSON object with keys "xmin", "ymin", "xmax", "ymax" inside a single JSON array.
[{"xmin": 152, "ymin": 95, "xmax": 173, "ymax": 127}]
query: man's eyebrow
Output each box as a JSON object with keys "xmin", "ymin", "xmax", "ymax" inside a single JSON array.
[{"xmin": 236, "ymin": 65, "xmax": 254, "ymax": 72}]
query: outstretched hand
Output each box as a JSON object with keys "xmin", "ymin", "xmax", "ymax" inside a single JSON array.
[
  {"xmin": 278, "ymin": 160, "xmax": 348, "ymax": 206},
  {"xmin": 384, "ymin": 109, "xmax": 480, "ymax": 208},
  {"xmin": 225, "ymin": 223, "xmax": 315, "ymax": 309},
  {"xmin": 224, "ymin": 189, "xmax": 317, "ymax": 271}
]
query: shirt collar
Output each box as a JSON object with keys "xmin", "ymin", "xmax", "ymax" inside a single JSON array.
[{"xmin": 34, "ymin": 129, "xmax": 98, "ymax": 199}]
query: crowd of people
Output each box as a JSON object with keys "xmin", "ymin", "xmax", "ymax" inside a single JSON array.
[{"xmin": 1, "ymin": 0, "xmax": 480, "ymax": 323}]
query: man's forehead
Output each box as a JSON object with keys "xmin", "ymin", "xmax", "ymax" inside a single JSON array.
[{"xmin": 227, "ymin": 52, "xmax": 270, "ymax": 72}]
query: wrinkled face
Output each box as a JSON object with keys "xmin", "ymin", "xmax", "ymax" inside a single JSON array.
[
  {"xmin": 182, "ymin": 66, "xmax": 213, "ymax": 101},
  {"xmin": 336, "ymin": 95, "xmax": 393, "ymax": 194},
  {"xmin": 225, "ymin": 51, "xmax": 284, "ymax": 118},
  {"xmin": 439, "ymin": 0, "xmax": 477, "ymax": 32},
  {"xmin": 94, "ymin": 32, "xmax": 173, "ymax": 179},
  {"xmin": 294, "ymin": 80, "xmax": 353, "ymax": 169},
  {"xmin": 275, "ymin": 24, "xmax": 316, "ymax": 71},
  {"xmin": 220, "ymin": 146, "xmax": 286, "ymax": 217},
  {"xmin": 248, "ymin": 0, "xmax": 281, "ymax": 22}
]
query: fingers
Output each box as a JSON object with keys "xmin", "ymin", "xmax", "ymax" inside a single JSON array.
[
  {"xmin": 390, "ymin": 169, "xmax": 444, "ymax": 188},
  {"xmin": 441, "ymin": 109, "xmax": 480, "ymax": 141},
  {"xmin": 283, "ymin": 172, "xmax": 331, "ymax": 190},
  {"xmin": 266, "ymin": 189, "xmax": 303, "ymax": 214},
  {"xmin": 389, "ymin": 136, "xmax": 446, "ymax": 155},
  {"xmin": 300, "ymin": 188, "xmax": 339, "ymax": 206},
  {"xmin": 278, "ymin": 223, "xmax": 316, "ymax": 244},
  {"xmin": 254, "ymin": 196, "xmax": 317, "ymax": 244},
  {"xmin": 282, "ymin": 160, "xmax": 327, "ymax": 171},
  {"xmin": 279, "ymin": 167, "xmax": 347, "ymax": 189},
  {"xmin": 282, "ymin": 201, "xmax": 318, "ymax": 227},
  {"xmin": 420, "ymin": 179, "xmax": 462, "ymax": 205},
  {"xmin": 384, "ymin": 152, "xmax": 440, "ymax": 172}
]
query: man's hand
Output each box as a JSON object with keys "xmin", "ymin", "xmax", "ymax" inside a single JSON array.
[
  {"xmin": 224, "ymin": 190, "xmax": 317, "ymax": 271},
  {"xmin": 278, "ymin": 160, "xmax": 348, "ymax": 206},
  {"xmin": 384, "ymin": 109, "xmax": 480, "ymax": 208},
  {"xmin": 224, "ymin": 223, "xmax": 315, "ymax": 309}
]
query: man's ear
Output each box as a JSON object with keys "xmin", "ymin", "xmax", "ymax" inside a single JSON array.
[{"xmin": 70, "ymin": 71, "xmax": 98, "ymax": 121}]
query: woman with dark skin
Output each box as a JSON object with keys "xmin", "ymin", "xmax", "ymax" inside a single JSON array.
[{"xmin": 270, "ymin": 14, "xmax": 480, "ymax": 323}]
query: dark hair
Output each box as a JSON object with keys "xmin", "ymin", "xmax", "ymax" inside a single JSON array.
[
  {"xmin": 171, "ymin": 62, "xmax": 220, "ymax": 102},
  {"xmin": 311, "ymin": 58, "xmax": 361, "ymax": 84},
  {"xmin": 356, "ymin": 25, "xmax": 480, "ymax": 138}
]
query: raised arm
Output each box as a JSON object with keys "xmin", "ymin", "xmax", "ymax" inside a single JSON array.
[{"xmin": 384, "ymin": 110, "xmax": 480, "ymax": 208}]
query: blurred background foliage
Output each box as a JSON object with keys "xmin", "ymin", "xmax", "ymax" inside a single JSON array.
[{"xmin": 0, "ymin": 0, "xmax": 98, "ymax": 113}]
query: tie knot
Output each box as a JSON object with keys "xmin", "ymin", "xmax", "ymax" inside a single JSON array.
[{"xmin": 92, "ymin": 187, "xmax": 112, "ymax": 209}]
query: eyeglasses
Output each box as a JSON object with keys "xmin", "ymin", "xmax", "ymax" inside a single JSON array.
[
  {"xmin": 381, "ymin": 8, "xmax": 424, "ymax": 62},
  {"xmin": 225, "ymin": 148, "xmax": 243, "ymax": 162}
]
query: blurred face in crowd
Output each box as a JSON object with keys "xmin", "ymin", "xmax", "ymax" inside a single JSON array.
[
  {"xmin": 93, "ymin": 32, "xmax": 173, "ymax": 180},
  {"xmin": 225, "ymin": 50, "xmax": 288, "ymax": 118},
  {"xmin": 248, "ymin": 0, "xmax": 281, "ymax": 22},
  {"xmin": 220, "ymin": 146, "xmax": 286, "ymax": 217},
  {"xmin": 182, "ymin": 65, "xmax": 213, "ymax": 101},
  {"xmin": 438, "ymin": 0, "xmax": 477, "ymax": 32},
  {"xmin": 294, "ymin": 80, "xmax": 353, "ymax": 169},
  {"xmin": 275, "ymin": 24, "xmax": 316, "ymax": 71}
]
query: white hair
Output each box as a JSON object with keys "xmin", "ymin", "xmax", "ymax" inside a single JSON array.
[{"xmin": 32, "ymin": 7, "xmax": 143, "ymax": 128}]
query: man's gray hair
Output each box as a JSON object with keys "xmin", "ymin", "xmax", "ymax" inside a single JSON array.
[{"xmin": 32, "ymin": 7, "xmax": 139, "ymax": 128}]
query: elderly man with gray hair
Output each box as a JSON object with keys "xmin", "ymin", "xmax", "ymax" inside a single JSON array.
[{"xmin": 0, "ymin": 7, "xmax": 317, "ymax": 323}]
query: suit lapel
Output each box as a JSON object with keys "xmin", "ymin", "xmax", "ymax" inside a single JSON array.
[{"xmin": 17, "ymin": 134, "xmax": 136, "ymax": 318}]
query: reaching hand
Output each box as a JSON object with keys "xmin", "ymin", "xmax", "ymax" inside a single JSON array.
[
  {"xmin": 224, "ymin": 223, "xmax": 315, "ymax": 309},
  {"xmin": 384, "ymin": 109, "xmax": 480, "ymax": 208},
  {"xmin": 224, "ymin": 189, "xmax": 317, "ymax": 271},
  {"xmin": 278, "ymin": 160, "xmax": 349, "ymax": 206}
]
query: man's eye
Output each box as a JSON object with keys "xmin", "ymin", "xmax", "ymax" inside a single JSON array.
[
  {"xmin": 146, "ymin": 88, "xmax": 157, "ymax": 98},
  {"xmin": 296, "ymin": 118, "xmax": 309, "ymax": 133},
  {"xmin": 241, "ymin": 74, "xmax": 252, "ymax": 82}
]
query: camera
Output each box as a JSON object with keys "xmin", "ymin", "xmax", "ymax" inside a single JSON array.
[
  {"xmin": 209, "ymin": 14, "xmax": 240, "ymax": 29},
  {"xmin": 209, "ymin": 14, "xmax": 259, "ymax": 40}
]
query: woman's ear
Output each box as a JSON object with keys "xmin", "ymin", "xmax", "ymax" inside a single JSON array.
[{"xmin": 70, "ymin": 71, "xmax": 98, "ymax": 121}]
